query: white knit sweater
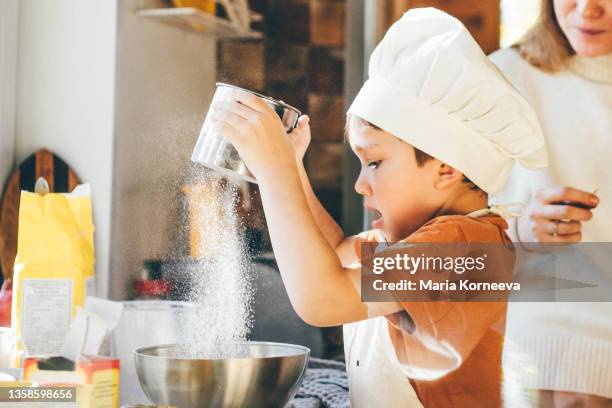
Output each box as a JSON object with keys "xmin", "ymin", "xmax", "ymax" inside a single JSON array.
[{"xmin": 490, "ymin": 48, "xmax": 612, "ymax": 401}]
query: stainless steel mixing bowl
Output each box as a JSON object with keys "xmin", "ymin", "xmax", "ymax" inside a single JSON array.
[{"xmin": 135, "ymin": 342, "xmax": 309, "ymax": 408}]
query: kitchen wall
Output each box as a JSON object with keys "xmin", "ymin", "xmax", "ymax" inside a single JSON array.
[
  {"xmin": 0, "ymin": 0, "xmax": 18, "ymax": 208},
  {"xmin": 5, "ymin": 0, "xmax": 503, "ymax": 300},
  {"xmin": 13, "ymin": 0, "xmax": 118, "ymax": 297},
  {"xmin": 8, "ymin": 0, "xmax": 217, "ymax": 300},
  {"xmin": 384, "ymin": 0, "xmax": 501, "ymax": 54},
  {"xmin": 109, "ymin": 0, "xmax": 217, "ymax": 300},
  {"xmin": 218, "ymin": 0, "xmax": 348, "ymax": 235}
]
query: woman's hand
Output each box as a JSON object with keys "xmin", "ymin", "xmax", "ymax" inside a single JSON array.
[
  {"xmin": 518, "ymin": 186, "xmax": 599, "ymax": 243},
  {"xmin": 209, "ymin": 90, "xmax": 297, "ymax": 183},
  {"xmin": 289, "ymin": 115, "xmax": 312, "ymax": 162}
]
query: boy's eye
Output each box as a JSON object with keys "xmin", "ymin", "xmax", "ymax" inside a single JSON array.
[{"xmin": 367, "ymin": 160, "xmax": 381, "ymax": 168}]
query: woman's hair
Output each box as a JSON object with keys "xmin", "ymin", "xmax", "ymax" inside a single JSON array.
[
  {"xmin": 345, "ymin": 114, "xmax": 482, "ymax": 192},
  {"xmin": 515, "ymin": 0, "xmax": 575, "ymax": 72}
]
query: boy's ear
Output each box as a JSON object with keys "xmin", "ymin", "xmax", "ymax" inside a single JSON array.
[{"xmin": 434, "ymin": 163, "xmax": 464, "ymax": 190}]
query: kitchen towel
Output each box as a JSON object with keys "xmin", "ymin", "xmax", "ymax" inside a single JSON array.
[{"xmin": 288, "ymin": 357, "xmax": 350, "ymax": 408}]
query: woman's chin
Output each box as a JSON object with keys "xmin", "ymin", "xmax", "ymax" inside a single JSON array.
[{"xmin": 569, "ymin": 35, "xmax": 612, "ymax": 57}]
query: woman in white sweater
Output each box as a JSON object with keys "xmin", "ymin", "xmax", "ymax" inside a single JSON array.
[{"xmin": 490, "ymin": 0, "xmax": 612, "ymax": 406}]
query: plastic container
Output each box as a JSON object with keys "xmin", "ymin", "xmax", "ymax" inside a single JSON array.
[
  {"xmin": 111, "ymin": 301, "xmax": 197, "ymax": 405},
  {"xmin": 0, "ymin": 328, "xmax": 15, "ymax": 367}
]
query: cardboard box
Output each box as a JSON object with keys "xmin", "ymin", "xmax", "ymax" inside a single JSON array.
[{"xmin": 23, "ymin": 354, "xmax": 119, "ymax": 408}]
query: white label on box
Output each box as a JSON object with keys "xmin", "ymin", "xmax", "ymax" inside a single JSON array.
[{"xmin": 21, "ymin": 279, "xmax": 72, "ymax": 356}]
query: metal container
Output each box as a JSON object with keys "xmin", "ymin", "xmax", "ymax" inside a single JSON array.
[
  {"xmin": 135, "ymin": 342, "xmax": 309, "ymax": 408},
  {"xmin": 191, "ymin": 83, "xmax": 301, "ymax": 183}
]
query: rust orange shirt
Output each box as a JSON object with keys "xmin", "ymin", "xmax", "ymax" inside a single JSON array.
[{"xmin": 357, "ymin": 214, "xmax": 512, "ymax": 408}]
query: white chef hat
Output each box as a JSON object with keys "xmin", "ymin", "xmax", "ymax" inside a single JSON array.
[{"xmin": 347, "ymin": 8, "xmax": 548, "ymax": 194}]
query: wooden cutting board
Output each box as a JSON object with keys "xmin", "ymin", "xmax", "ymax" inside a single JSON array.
[{"xmin": 0, "ymin": 149, "xmax": 81, "ymax": 280}]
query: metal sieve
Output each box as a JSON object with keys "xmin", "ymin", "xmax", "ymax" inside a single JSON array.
[{"xmin": 191, "ymin": 83, "xmax": 301, "ymax": 183}]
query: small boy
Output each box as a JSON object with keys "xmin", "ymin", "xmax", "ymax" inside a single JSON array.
[{"xmin": 210, "ymin": 8, "xmax": 547, "ymax": 407}]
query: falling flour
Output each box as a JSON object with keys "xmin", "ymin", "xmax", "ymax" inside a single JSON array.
[{"xmin": 177, "ymin": 168, "xmax": 254, "ymax": 359}]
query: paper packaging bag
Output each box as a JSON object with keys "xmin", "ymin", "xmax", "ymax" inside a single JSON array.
[{"xmin": 11, "ymin": 183, "xmax": 95, "ymax": 364}]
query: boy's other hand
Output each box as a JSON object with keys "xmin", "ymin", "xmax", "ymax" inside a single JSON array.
[
  {"xmin": 290, "ymin": 115, "xmax": 311, "ymax": 162},
  {"xmin": 519, "ymin": 186, "xmax": 599, "ymax": 243}
]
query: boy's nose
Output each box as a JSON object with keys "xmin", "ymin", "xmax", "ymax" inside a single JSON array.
[{"xmin": 354, "ymin": 170, "xmax": 372, "ymax": 196}]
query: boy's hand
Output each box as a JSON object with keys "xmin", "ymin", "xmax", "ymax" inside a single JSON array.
[
  {"xmin": 289, "ymin": 115, "xmax": 312, "ymax": 162},
  {"xmin": 210, "ymin": 90, "xmax": 298, "ymax": 183}
]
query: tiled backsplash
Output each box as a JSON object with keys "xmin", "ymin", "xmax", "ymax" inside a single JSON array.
[{"xmin": 217, "ymin": 0, "xmax": 347, "ymax": 228}]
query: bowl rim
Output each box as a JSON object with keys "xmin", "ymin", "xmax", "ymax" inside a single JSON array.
[{"xmin": 135, "ymin": 341, "xmax": 311, "ymax": 362}]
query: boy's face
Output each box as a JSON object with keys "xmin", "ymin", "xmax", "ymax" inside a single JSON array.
[{"xmin": 349, "ymin": 125, "xmax": 446, "ymax": 241}]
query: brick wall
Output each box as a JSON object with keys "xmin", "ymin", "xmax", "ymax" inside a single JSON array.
[
  {"xmin": 217, "ymin": 0, "xmax": 347, "ymax": 228},
  {"xmin": 386, "ymin": 0, "xmax": 500, "ymax": 54}
]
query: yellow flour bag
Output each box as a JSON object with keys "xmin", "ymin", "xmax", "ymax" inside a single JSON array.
[{"xmin": 11, "ymin": 183, "xmax": 95, "ymax": 365}]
